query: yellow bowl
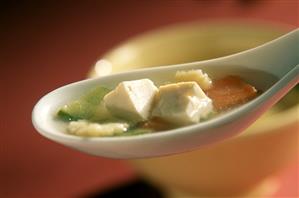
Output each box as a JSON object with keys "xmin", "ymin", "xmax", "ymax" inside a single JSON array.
[{"xmin": 89, "ymin": 21, "xmax": 298, "ymax": 197}]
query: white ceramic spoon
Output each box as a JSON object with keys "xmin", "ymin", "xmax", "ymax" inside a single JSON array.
[{"xmin": 32, "ymin": 28, "xmax": 299, "ymax": 159}]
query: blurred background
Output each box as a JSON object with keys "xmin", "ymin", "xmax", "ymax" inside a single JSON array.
[{"xmin": 1, "ymin": 0, "xmax": 298, "ymax": 197}]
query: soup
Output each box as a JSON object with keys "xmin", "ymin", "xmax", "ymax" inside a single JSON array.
[{"xmin": 56, "ymin": 69, "xmax": 258, "ymax": 137}]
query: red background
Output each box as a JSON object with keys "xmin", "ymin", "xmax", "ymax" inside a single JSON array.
[{"xmin": 1, "ymin": 1, "xmax": 298, "ymax": 197}]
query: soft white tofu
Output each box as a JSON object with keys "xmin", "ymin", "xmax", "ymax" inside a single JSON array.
[
  {"xmin": 175, "ymin": 69, "xmax": 212, "ymax": 90},
  {"xmin": 67, "ymin": 120, "xmax": 129, "ymax": 137},
  {"xmin": 103, "ymin": 79, "xmax": 158, "ymax": 122},
  {"xmin": 152, "ymin": 82, "xmax": 213, "ymax": 125}
]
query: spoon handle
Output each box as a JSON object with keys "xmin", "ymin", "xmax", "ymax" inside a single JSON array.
[{"xmin": 222, "ymin": 28, "xmax": 299, "ymax": 78}]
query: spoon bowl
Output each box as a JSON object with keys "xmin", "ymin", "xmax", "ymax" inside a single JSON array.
[{"xmin": 32, "ymin": 29, "xmax": 298, "ymax": 159}]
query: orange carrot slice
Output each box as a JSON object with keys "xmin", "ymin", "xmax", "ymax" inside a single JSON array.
[{"xmin": 206, "ymin": 76, "xmax": 257, "ymax": 111}]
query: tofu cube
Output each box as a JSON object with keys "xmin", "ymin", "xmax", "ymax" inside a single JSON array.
[
  {"xmin": 152, "ymin": 82, "xmax": 213, "ymax": 125},
  {"xmin": 104, "ymin": 79, "xmax": 158, "ymax": 122},
  {"xmin": 175, "ymin": 69, "xmax": 212, "ymax": 90}
]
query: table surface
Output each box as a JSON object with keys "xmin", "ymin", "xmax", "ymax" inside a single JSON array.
[{"xmin": 1, "ymin": 1, "xmax": 298, "ymax": 197}]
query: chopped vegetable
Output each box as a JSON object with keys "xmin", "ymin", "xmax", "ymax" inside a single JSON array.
[
  {"xmin": 57, "ymin": 86, "xmax": 112, "ymax": 121},
  {"xmin": 206, "ymin": 75, "xmax": 257, "ymax": 110}
]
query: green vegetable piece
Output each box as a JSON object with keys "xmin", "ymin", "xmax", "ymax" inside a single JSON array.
[{"xmin": 57, "ymin": 86, "xmax": 112, "ymax": 122}]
